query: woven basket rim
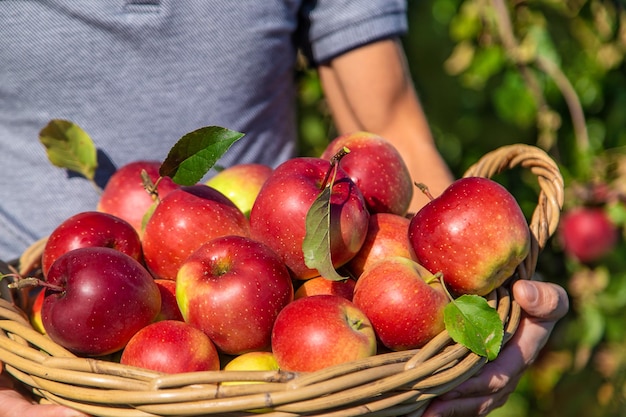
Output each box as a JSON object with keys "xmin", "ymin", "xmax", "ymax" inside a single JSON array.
[{"xmin": 1, "ymin": 143, "xmax": 564, "ymax": 417}]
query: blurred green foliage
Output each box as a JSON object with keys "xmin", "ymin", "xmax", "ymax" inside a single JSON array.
[{"xmin": 297, "ymin": 0, "xmax": 626, "ymax": 416}]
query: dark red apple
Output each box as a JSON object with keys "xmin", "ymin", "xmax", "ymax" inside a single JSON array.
[
  {"xmin": 271, "ymin": 294, "xmax": 377, "ymax": 372},
  {"xmin": 249, "ymin": 157, "xmax": 369, "ymax": 280},
  {"xmin": 176, "ymin": 235, "xmax": 294, "ymax": 355},
  {"xmin": 409, "ymin": 177, "xmax": 530, "ymax": 296},
  {"xmin": 353, "ymin": 256, "xmax": 449, "ymax": 351},
  {"xmin": 347, "ymin": 212, "xmax": 417, "ymax": 279},
  {"xmin": 559, "ymin": 206, "xmax": 619, "ymax": 263},
  {"xmin": 320, "ymin": 131, "xmax": 413, "ymax": 215},
  {"xmin": 41, "ymin": 211, "xmax": 143, "ymax": 278},
  {"xmin": 142, "ymin": 184, "xmax": 250, "ymax": 280},
  {"xmin": 97, "ymin": 160, "xmax": 180, "ymax": 235},
  {"xmin": 120, "ymin": 320, "xmax": 220, "ymax": 373},
  {"xmin": 41, "ymin": 247, "xmax": 161, "ymax": 356}
]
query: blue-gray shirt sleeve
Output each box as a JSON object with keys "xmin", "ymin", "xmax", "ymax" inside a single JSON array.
[{"xmin": 298, "ymin": 0, "xmax": 408, "ymax": 65}]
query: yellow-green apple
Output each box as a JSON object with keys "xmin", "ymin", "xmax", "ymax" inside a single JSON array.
[
  {"xmin": 176, "ymin": 235, "xmax": 293, "ymax": 355},
  {"xmin": 249, "ymin": 157, "xmax": 369, "ymax": 280},
  {"xmin": 271, "ymin": 294, "xmax": 376, "ymax": 372},
  {"xmin": 29, "ymin": 289, "xmax": 46, "ymax": 334},
  {"xmin": 205, "ymin": 163, "xmax": 273, "ymax": 217},
  {"xmin": 41, "ymin": 211, "xmax": 143, "ymax": 278},
  {"xmin": 320, "ymin": 131, "xmax": 413, "ymax": 216},
  {"xmin": 224, "ymin": 351, "xmax": 279, "ymax": 373},
  {"xmin": 222, "ymin": 351, "xmax": 280, "ymax": 386},
  {"xmin": 294, "ymin": 276, "xmax": 356, "ymax": 301},
  {"xmin": 154, "ymin": 279, "xmax": 184, "ymax": 322},
  {"xmin": 222, "ymin": 350, "xmax": 280, "ymax": 412},
  {"xmin": 353, "ymin": 256, "xmax": 449, "ymax": 351},
  {"xmin": 97, "ymin": 160, "xmax": 179, "ymax": 235},
  {"xmin": 409, "ymin": 177, "xmax": 530, "ymax": 296},
  {"xmin": 41, "ymin": 247, "xmax": 161, "ymax": 356},
  {"xmin": 120, "ymin": 320, "xmax": 219, "ymax": 373},
  {"xmin": 558, "ymin": 206, "xmax": 619, "ymax": 263},
  {"xmin": 347, "ymin": 212, "xmax": 417, "ymax": 279},
  {"xmin": 142, "ymin": 184, "xmax": 250, "ymax": 280}
]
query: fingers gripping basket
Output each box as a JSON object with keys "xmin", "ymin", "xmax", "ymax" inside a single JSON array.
[{"xmin": 0, "ymin": 144, "xmax": 564, "ymax": 417}]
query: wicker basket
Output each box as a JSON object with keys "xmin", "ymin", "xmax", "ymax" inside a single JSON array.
[{"xmin": 0, "ymin": 143, "xmax": 564, "ymax": 417}]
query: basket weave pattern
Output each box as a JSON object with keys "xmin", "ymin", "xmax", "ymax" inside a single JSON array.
[{"xmin": 0, "ymin": 144, "xmax": 564, "ymax": 417}]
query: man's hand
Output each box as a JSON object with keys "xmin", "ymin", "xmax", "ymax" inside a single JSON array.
[{"xmin": 422, "ymin": 279, "xmax": 569, "ymax": 417}]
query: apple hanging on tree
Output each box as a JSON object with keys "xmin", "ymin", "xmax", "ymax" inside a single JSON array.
[{"xmin": 558, "ymin": 206, "xmax": 619, "ymax": 263}]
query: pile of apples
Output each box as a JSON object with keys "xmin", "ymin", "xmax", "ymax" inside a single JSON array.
[{"xmin": 25, "ymin": 131, "xmax": 531, "ymax": 376}]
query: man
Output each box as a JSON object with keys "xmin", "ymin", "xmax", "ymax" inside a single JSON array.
[{"xmin": 0, "ymin": 2, "xmax": 568, "ymax": 416}]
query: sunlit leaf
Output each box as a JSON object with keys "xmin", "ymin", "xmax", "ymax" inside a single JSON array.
[
  {"xmin": 39, "ymin": 119, "xmax": 98, "ymax": 180},
  {"xmin": 444, "ymin": 294, "xmax": 504, "ymax": 360},
  {"xmin": 160, "ymin": 126, "xmax": 244, "ymax": 185}
]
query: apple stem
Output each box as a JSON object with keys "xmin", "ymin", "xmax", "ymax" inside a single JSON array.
[
  {"xmin": 320, "ymin": 147, "xmax": 351, "ymax": 190},
  {"xmin": 414, "ymin": 182, "xmax": 435, "ymax": 201},
  {"xmin": 435, "ymin": 272, "xmax": 457, "ymax": 303},
  {"xmin": 141, "ymin": 169, "xmax": 161, "ymax": 203},
  {"xmin": 2, "ymin": 274, "xmax": 64, "ymax": 293},
  {"xmin": 349, "ymin": 317, "xmax": 364, "ymax": 330}
]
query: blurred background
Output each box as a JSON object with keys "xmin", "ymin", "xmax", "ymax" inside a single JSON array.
[{"xmin": 297, "ymin": 0, "xmax": 626, "ymax": 416}]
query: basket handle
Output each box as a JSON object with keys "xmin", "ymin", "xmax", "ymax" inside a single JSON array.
[{"xmin": 462, "ymin": 144, "xmax": 564, "ymax": 280}]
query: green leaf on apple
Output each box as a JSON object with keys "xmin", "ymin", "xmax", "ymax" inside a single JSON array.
[
  {"xmin": 159, "ymin": 126, "xmax": 245, "ymax": 185},
  {"xmin": 444, "ymin": 294, "xmax": 504, "ymax": 361},
  {"xmin": 39, "ymin": 119, "xmax": 98, "ymax": 181},
  {"xmin": 303, "ymin": 186, "xmax": 347, "ymax": 281}
]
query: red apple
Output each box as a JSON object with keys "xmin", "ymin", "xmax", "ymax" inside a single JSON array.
[
  {"xmin": 30, "ymin": 289, "xmax": 46, "ymax": 334},
  {"xmin": 347, "ymin": 212, "xmax": 417, "ymax": 279},
  {"xmin": 41, "ymin": 247, "xmax": 161, "ymax": 356},
  {"xmin": 120, "ymin": 320, "xmax": 220, "ymax": 373},
  {"xmin": 154, "ymin": 279, "xmax": 184, "ymax": 322},
  {"xmin": 41, "ymin": 211, "xmax": 143, "ymax": 278},
  {"xmin": 271, "ymin": 294, "xmax": 377, "ymax": 372},
  {"xmin": 320, "ymin": 131, "xmax": 413, "ymax": 215},
  {"xmin": 176, "ymin": 235, "xmax": 294, "ymax": 355},
  {"xmin": 249, "ymin": 157, "xmax": 369, "ymax": 280},
  {"xmin": 559, "ymin": 206, "xmax": 619, "ymax": 263},
  {"xmin": 294, "ymin": 276, "xmax": 356, "ymax": 301},
  {"xmin": 353, "ymin": 256, "xmax": 449, "ymax": 351},
  {"xmin": 97, "ymin": 160, "xmax": 179, "ymax": 235},
  {"xmin": 409, "ymin": 177, "xmax": 530, "ymax": 296},
  {"xmin": 142, "ymin": 184, "xmax": 250, "ymax": 280},
  {"xmin": 206, "ymin": 163, "xmax": 273, "ymax": 217}
]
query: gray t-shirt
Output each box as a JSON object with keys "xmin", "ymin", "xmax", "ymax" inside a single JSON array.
[{"xmin": 0, "ymin": 1, "xmax": 407, "ymax": 260}]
